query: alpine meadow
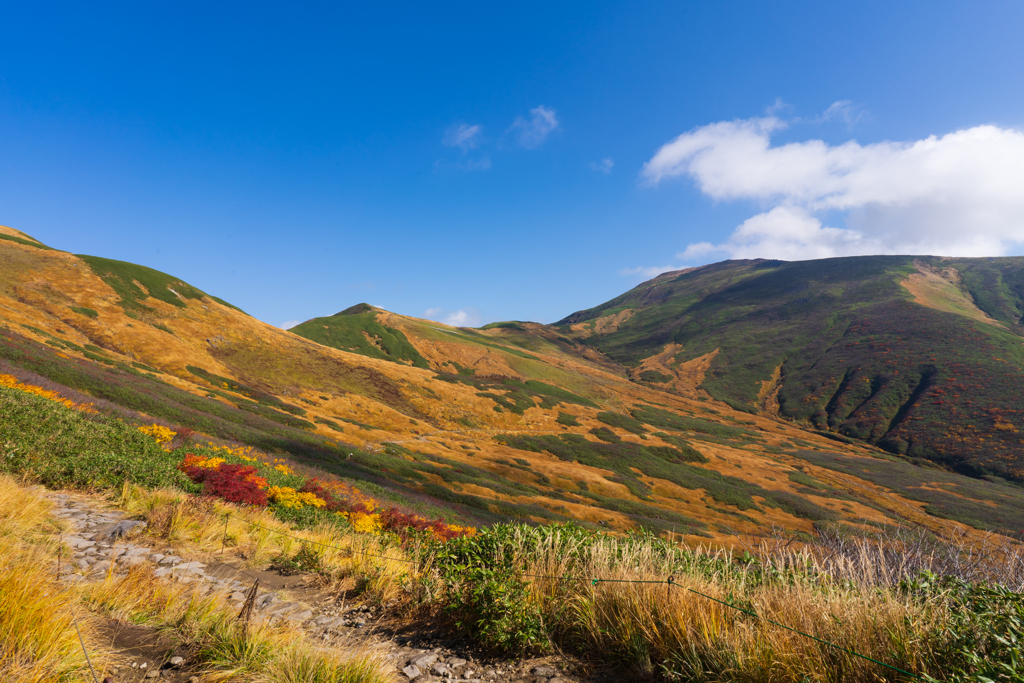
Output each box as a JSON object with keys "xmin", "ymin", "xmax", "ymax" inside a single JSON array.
[
  {"xmin": 4, "ymin": 224, "xmax": 1024, "ymax": 682},
  {"xmin": 5, "ymin": 2, "xmax": 1024, "ymax": 680}
]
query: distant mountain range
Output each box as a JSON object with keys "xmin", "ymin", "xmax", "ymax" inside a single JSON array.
[
  {"xmin": 551, "ymin": 256, "xmax": 1024, "ymax": 481},
  {"xmin": 4, "ymin": 223, "xmax": 1024, "ymax": 540}
]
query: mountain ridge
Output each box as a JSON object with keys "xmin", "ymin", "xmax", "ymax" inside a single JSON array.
[{"xmin": 4, "ymin": 225, "xmax": 1024, "ymax": 544}]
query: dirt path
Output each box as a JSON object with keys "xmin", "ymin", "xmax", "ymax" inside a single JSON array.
[{"xmin": 47, "ymin": 490, "xmax": 601, "ymax": 683}]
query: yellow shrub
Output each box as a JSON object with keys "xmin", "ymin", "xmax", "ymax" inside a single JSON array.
[
  {"xmin": 138, "ymin": 424, "xmax": 176, "ymax": 444},
  {"xmin": 347, "ymin": 512, "xmax": 382, "ymax": 534},
  {"xmin": 179, "ymin": 454, "xmax": 225, "ymax": 470},
  {"xmin": 268, "ymin": 486, "xmax": 326, "ymax": 509},
  {"xmin": 0, "ymin": 373, "xmax": 94, "ymax": 413}
]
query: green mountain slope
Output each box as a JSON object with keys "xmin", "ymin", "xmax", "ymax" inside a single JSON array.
[
  {"xmin": 288, "ymin": 304, "xmax": 430, "ymax": 368},
  {"xmin": 556, "ymin": 256, "xmax": 1024, "ymax": 480}
]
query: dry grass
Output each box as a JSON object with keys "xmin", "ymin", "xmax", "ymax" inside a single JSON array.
[
  {"xmin": 0, "ymin": 475, "xmax": 111, "ymax": 683},
  {"xmin": 450, "ymin": 525, "xmax": 952, "ymax": 681},
  {"xmin": 80, "ymin": 566, "xmax": 390, "ymax": 683},
  {"xmin": 118, "ymin": 482, "xmax": 417, "ymax": 600},
  {"xmin": 0, "ymin": 476, "xmax": 392, "ymax": 683}
]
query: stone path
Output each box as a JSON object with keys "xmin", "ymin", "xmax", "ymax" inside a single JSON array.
[{"xmin": 47, "ymin": 490, "xmax": 593, "ymax": 683}]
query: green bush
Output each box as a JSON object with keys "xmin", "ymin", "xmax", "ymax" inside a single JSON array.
[
  {"xmin": 556, "ymin": 412, "xmax": 579, "ymax": 427},
  {"xmin": 596, "ymin": 411, "xmax": 648, "ymax": 435},
  {"xmin": 906, "ymin": 572, "xmax": 1024, "ymax": 683},
  {"xmin": 0, "ymin": 385, "xmax": 195, "ymax": 491}
]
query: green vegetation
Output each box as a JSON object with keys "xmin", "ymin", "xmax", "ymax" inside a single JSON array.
[
  {"xmin": 0, "ymin": 233, "xmax": 53, "ymax": 250},
  {"xmin": 651, "ymin": 432, "xmax": 708, "ymax": 462},
  {"xmin": 437, "ymin": 372, "xmax": 597, "ymax": 415},
  {"xmin": 186, "ymin": 365, "xmax": 307, "ymax": 416},
  {"xmin": 495, "ymin": 432, "xmax": 836, "ymax": 522},
  {"xmin": 69, "ymin": 305, "xmax": 98, "ymax": 318},
  {"xmin": 596, "ymin": 410, "xmax": 648, "ymax": 434},
  {"xmin": 427, "ymin": 521, "xmax": 1024, "ymax": 681},
  {"xmin": 556, "ymin": 411, "xmax": 579, "ymax": 427},
  {"xmin": 289, "ymin": 305, "xmax": 430, "ymax": 368},
  {"xmin": 632, "ymin": 404, "xmax": 758, "ymax": 441},
  {"xmin": 77, "ymin": 254, "xmax": 207, "ymax": 311},
  {"xmin": 480, "ymin": 321, "xmax": 526, "ymax": 331},
  {"xmin": 0, "ymin": 385, "xmax": 196, "ymax": 491},
  {"xmin": 315, "ymin": 417, "xmax": 345, "ymax": 431},
  {"xmin": 557, "ymin": 255, "xmax": 1024, "ymax": 480},
  {"xmin": 639, "ymin": 369, "xmax": 673, "ymax": 383},
  {"xmin": 794, "ymin": 449, "xmax": 1024, "ymax": 534}
]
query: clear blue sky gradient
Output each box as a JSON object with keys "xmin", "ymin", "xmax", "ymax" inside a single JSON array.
[{"xmin": 2, "ymin": 1, "xmax": 1023, "ymax": 326}]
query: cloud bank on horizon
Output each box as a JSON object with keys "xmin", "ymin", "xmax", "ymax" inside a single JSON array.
[
  {"xmin": 424, "ymin": 306, "xmax": 482, "ymax": 327},
  {"xmin": 638, "ymin": 114, "xmax": 1024, "ymax": 273}
]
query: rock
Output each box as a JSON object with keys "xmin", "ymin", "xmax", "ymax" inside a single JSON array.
[
  {"xmin": 229, "ymin": 592, "xmax": 246, "ymax": 601},
  {"xmin": 90, "ymin": 560, "xmax": 112, "ymax": 574},
  {"xmin": 169, "ymin": 656, "xmax": 184, "ymax": 666},
  {"xmin": 145, "ymin": 669, "xmax": 160, "ymax": 678},
  {"xmin": 548, "ymin": 678, "xmax": 571, "ymax": 683},
  {"xmin": 93, "ymin": 520, "xmax": 147, "ymax": 542},
  {"xmin": 173, "ymin": 561, "xmax": 205, "ymax": 573},
  {"xmin": 154, "ymin": 567, "xmax": 173, "ymax": 578},
  {"xmin": 159, "ymin": 556, "xmax": 182, "ymax": 565},
  {"xmin": 531, "ymin": 666, "xmax": 558, "ymax": 678},
  {"xmin": 269, "ymin": 601, "xmax": 300, "ymax": 616},
  {"xmin": 402, "ymin": 664, "xmax": 421, "ymax": 679},
  {"xmin": 410, "ymin": 653, "xmax": 439, "ymax": 670},
  {"xmin": 148, "ymin": 553, "xmax": 165, "ymax": 563},
  {"xmin": 431, "ymin": 663, "xmax": 448, "ymax": 676},
  {"xmin": 122, "ymin": 547, "xmax": 152, "ymax": 557},
  {"xmin": 286, "ymin": 610, "xmax": 313, "ymax": 622},
  {"xmin": 449, "ymin": 658, "xmax": 467, "ymax": 668},
  {"xmin": 66, "ymin": 537, "xmax": 96, "ymax": 549}
]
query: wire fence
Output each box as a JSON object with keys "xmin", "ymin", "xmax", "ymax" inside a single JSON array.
[{"xmin": 219, "ymin": 512, "xmax": 927, "ymax": 681}]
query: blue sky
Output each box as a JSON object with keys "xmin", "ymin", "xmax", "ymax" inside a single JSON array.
[{"xmin": 3, "ymin": 1, "xmax": 1024, "ymax": 327}]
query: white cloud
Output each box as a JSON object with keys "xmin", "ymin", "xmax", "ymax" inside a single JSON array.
[
  {"xmin": 641, "ymin": 116, "xmax": 1024, "ymax": 261},
  {"xmin": 510, "ymin": 105, "xmax": 559, "ymax": 149},
  {"xmin": 280, "ymin": 320, "xmax": 301, "ymax": 329},
  {"xmin": 443, "ymin": 123, "xmax": 483, "ymax": 150},
  {"xmin": 444, "ymin": 309, "xmax": 480, "ymax": 327},
  {"xmin": 590, "ymin": 157, "xmax": 614, "ymax": 174},
  {"xmin": 423, "ymin": 307, "xmax": 482, "ymax": 328},
  {"xmin": 816, "ymin": 100, "xmax": 866, "ymax": 126}
]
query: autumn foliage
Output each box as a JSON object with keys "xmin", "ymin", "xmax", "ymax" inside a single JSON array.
[{"xmin": 176, "ymin": 454, "xmax": 473, "ymax": 540}]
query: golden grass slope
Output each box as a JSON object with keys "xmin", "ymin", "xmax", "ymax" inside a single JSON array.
[
  {"xmin": 0, "ymin": 230, "xmax": 1002, "ymax": 547},
  {"xmin": 901, "ymin": 259, "xmax": 1004, "ymax": 327}
]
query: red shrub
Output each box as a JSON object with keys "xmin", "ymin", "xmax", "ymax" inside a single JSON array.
[{"xmin": 200, "ymin": 464, "xmax": 268, "ymax": 506}]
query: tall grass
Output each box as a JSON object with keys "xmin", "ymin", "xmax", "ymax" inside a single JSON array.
[
  {"xmin": 0, "ymin": 474, "xmax": 390, "ymax": 683},
  {"xmin": 80, "ymin": 566, "xmax": 389, "ymax": 683},
  {"xmin": 429, "ymin": 523, "xmax": 1024, "ymax": 681},
  {"xmin": 118, "ymin": 483, "xmax": 416, "ymax": 600},
  {"xmin": 0, "ymin": 475, "xmax": 111, "ymax": 683}
]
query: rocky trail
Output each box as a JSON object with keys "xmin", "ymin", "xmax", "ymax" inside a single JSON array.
[{"xmin": 48, "ymin": 490, "xmax": 604, "ymax": 683}]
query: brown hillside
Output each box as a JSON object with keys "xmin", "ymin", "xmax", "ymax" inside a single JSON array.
[{"xmin": 1, "ymin": 227, "xmax": 1018, "ymax": 547}]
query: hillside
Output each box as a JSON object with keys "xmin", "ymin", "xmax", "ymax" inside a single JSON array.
[
  {"xmin": 555, "ymin": 256, "xmax": 1024, "ymax": 482},
  {"xmin": 3, "ymin": 225, "xmax": 1024, "ymax": 544}
]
